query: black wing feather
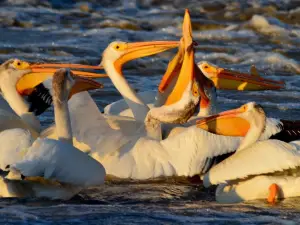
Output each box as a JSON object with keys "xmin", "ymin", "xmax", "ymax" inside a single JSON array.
[
  {"xmin": 27, "ymin": 83, "xmax": 53, "ymax": 116},
  {"xmin": 270, "ymin": 120, "xmax": 300, "ymax": 143}
]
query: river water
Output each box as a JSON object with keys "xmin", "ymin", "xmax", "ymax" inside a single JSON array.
[{"xmin": 0, "ymin": 0, "xmax": 300, "ymax": 224}]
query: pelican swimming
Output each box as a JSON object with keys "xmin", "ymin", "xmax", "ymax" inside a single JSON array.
[
  {"xmin": 103, "ymin": 61, "xmax": 285, "ymax": 119},
  {"xmin": 0, "ymin": 58, "xmax": 106, "ymax": 151},
  {"xmin": 22, "ymin": 10, "xmax": 294, "ymax": 180},
  {"xmin": 18, "ymin": 9, "xmax": 247, "ymax": 180},
  {"xmin": 197, "ymin": 102, "xmax": 300, "ymax": 203},
  {"xmin": 99, "ymin": 10, "xmax": 284, "ymax": 119},
  {"xmin": 0, "ymin": 68, "xmax": 105, "ymax": 199},
  {"xmin": 0, "ymin": 58, "xmax": 106, "ymax": 131}
]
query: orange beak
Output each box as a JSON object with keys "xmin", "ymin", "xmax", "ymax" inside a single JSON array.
[
  {"xmin": 163, "ymin": 9, "xmax": 195, "ymax": 105},
  {"xmin": 69, "ymin": 76, "xmax": 104, "ymax": 98},
  {"xmin": 30, "ymin": 63, "xmax": 102, "ymax": 70},
  {"xmin": 199, "ymin": 62, "xmax": 285, "ymax": 90},
  {"xmin": 158, "ymin": 38, "xmax": 185, "ymax": 93},
  {"xmin": 162, "ymin": 9, "xmax": 209, "ymax": 106},
  {"xmin": 196, "ymin": 105, "xmax": 250, "ymax": 136},
  {"xmin": 113, "ymin": 40, "xmax": 179, "ymax": 74},
  {"xmin": 16, "ymin": 64, "xmax": 107, "ymax": 95}
]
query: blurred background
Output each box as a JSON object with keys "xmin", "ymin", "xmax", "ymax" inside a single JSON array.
[
  {"xmin": 1, "ymin": 1, "xmax": 300, "ymax": 224},
  {"xmin": 0, "ymin": 0, "xmax": 300, "ymax": 126},
  {"xmin": 1, "ymin": 0, "xmax": 299, "ymax": 131}
]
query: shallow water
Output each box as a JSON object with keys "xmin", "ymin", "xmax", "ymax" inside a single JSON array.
[{"xmin": 0, "ymin": 0, "xmax": 300, "ymax": 224}]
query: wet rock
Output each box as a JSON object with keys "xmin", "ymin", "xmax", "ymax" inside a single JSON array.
[
  {"xmin": 76, "ymin": 2, "xmax": 93, "ymax": 13},
  {"xmin": 12, "ymin": 19, "xmax": 33, "ymax": 28},
  {"xmin": 288, "ymin": 7, "xmax": 300, "ymax": 23},
  {"xmin": 139, "ymin": 22, "xmax": 153, "ymax": 31},
  {"xmin": 200, "ymin": 1, "xmax": 226, "ymax": 12},
  {"xmin": 192, "ymin": 19, "xmax": 227, "ymax": 31},
  {"xmin": 98, "ymin": 19, "xmax": 140, "ymax": 31}
]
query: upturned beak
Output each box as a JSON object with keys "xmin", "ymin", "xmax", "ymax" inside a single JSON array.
[
  {"xmin": 113, "ymin": 40, "xmax": 179, "ymax": 73},
  {"xmin": 199, "ymin": 63, "xmax": 285, "ymax": 90},
  {"xmin": 163, "ymin": 9, "xmax": 208, "ymax": 105},
  {"xmin": 196, "ymin": 105, "xmax": 250, "ymax": 136},
  {"xmin": 158, "ymin": 38, "xmax": 185, "ymax": 93},
  {"xmin": 69, "ymin": 76, "xmax": 104, "ymax": 98},
  {"xmin": 16, "ymin": 65, "xmax": 107, "ymax": 95}
]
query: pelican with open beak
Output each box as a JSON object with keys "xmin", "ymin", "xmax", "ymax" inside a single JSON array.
[
  {"xmin": 0, "ymin": 58, "xmax": 103, "ymax": 138},
  {"xmin": 102, "ymin": 28, "xmax": 285, "ymax": 119},
  {"xmin": 32, "ymin": 42, "xmax": 180, "ymax": 122},
  {"xmin": 31, "ymin": 10, "xmax": 243, "ymax": 180},
  {"xmin": 0, "ymin": 68, "xmax": 105, "ymax": 199},
  {"xmin": 198, "ymin": 61, "xmax": 284, "ymax": 91},
  {"xmin": 197, "ymin": 102, "xmax": 300, "ymax": 204}
]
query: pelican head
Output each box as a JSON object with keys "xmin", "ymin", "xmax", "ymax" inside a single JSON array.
[
  {"xmin": 52, "ymin": 68, "xmax": 103, "ymax": 105},
  {"xmin": 197, "ymin": 102, "xmax": 266, "ymax": 137},
  {"xmin": 0, "ymin": 59, "xmax": 32, "ymax": 83},
  {"xmin": 146, "ymin": 9, "xmax": 203, "ymax": 124},
  {"xmin": 100, "ymin": 40, "xmax": 179, "ymax": 74},
  {"xmin": 198, "ymin": 61, "xmax": 285, "ymax": 91},
  {"xmin": 0, "ymin": 58, "xmax": 103, "ymax": 97},
  {"xmin": 0, "ymin": 58, "xmax": 103, "ymax": 115}
]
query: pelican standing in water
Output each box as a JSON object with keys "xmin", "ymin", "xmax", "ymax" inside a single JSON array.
[
  {"xmin": 0, "ymin": 68, "xmax": 105, "ymax": 199},
  {"xmin": 198, "ymin": 102, "xmax": 300, "ymax": 203}
]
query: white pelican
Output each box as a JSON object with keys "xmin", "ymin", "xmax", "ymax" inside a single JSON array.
[
  {"xmin": 103, "ymin": 61, "xmax": 285, "ymax": 118},
  {"xmin": 0, "ymin": 58, "xmax": 105, "ymax": 144},
  {"xmin": 198, "ymin": 102, "xmax": 300, "ymax": 203},
  {"xmin": 0, "ymin": 68, "xmax": 105, "ymax": 199},
  {"xmin": 24, "ymin": 9, "xmax": 245, "ymax": 180}
]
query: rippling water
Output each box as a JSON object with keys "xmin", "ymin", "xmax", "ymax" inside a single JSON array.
[{"xmin": 1, "ymin": 0, "xmax": 300, "ymax": 224}]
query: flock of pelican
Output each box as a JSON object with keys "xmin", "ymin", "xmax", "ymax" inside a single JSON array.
[{"xmin": 0, "ymin": 9, "xmax": 299, "ymax": 204}]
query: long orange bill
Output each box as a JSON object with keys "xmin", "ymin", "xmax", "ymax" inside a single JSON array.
[
  {"xmin": 30, "ymin": 63, "xmax": 103, "ymax": 70},
  {"xmin": 163, "ymin": 9, "xmax": 197, "ymax": 105},
  {"xmin": 198, "ymin": 62, "xmax": 285, "ymax": 90},
  {"xmin": 16, "ymin": 64, "xmax": 107, "ymax": 95},
  {"xmin": 196, "ymin": 105, "xmax": 250, "ymax": 136},
  {"xmin": 215, "ymin": 68, "xmax": 285, "ymax": 90},
  {"xmin": 30, "ymin": 68, "xmax": 107, "ymax": 78},
  {"xmin": 113, "ymin": 40, "xmax": 179, "ymax": 74},
  {"xmin": 161, "ymin": 9, "xmax": 209, "ymax": 105},
  {"xmin": 158, "ymin": 38, "xmax": 185, "ymax": 93}
]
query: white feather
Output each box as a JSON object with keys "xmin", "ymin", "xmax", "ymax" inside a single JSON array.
[
  {"xmin": 89, "ymin": 126, "xmax": 241, "ymax": 179},
  {"xmin": 12, "ymin": 138, "xmax": 105, "ymax": 187},
  {"xmin": 203, "ymin": 139, "xmax": 300, "ymax": 187}
]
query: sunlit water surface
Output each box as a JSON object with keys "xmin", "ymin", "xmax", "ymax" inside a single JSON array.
[{"xmin": 0, "ymin": 0, "xmax": 300, "ymax": 224}]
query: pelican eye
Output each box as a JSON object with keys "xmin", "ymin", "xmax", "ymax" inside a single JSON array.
[
  {"xmin": 13, "ymin": 60, "xmax": 30, "ymax": 70},
  {"xmin": 192, "ymin": 82, "xmax": 200, "ymax": 97},
  {"xmin": 113, "ymin": 43, "xmax": 127, "ymax": 51}
]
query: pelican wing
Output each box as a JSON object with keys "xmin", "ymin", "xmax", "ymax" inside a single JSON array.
[
  {"xmin": 104, "ymin": 90, "xmax": 156, "ymax": 117},
  {"xmin": 0, "ymin": 128, "xmax": 33, "ymax": 170},
  {"xmin": 67, "ymin": 92, "xmax": 122, "ymax": 150},
  {"xmin": 161, "ymin": 126, "xmax": 242, "ymax": 176},
  {"xmin": 11, "ymin": 138, "xmax": 105, "ymax": 187},
  {"xmin": 67, "ymin": 92, "xmax": 147, "ymax": 156},
  {"xmin": 203, "ymin": 139, "xmax": 300, "ymax": 187}
]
